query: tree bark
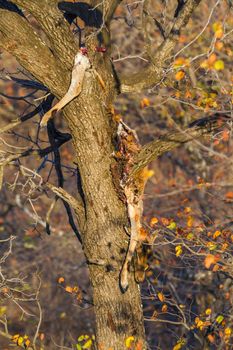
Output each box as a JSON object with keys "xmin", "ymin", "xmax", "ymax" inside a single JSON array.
[{"xmin": 61, "ymin": 44, "xmax": 147, "ymax": 349}]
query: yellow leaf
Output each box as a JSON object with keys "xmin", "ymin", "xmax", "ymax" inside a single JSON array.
[
  {"xmin": 58, "ymin": 277, "xmax": 65, "ymax": 284},
  {"xmin": 125, "ymin": 336, "xmax": 135, "ymax": 348},
  {"xmin": 175, "ymin": 245, "xmax": 182, "ymax": 257},
  {"xmin": 225, "ymin": 327, "xmax": 232, "ymax": 336},
  {"xmin": 17, "ymin": 337, "xmax": 24, "ymax": 346},
  {"xmin": 212, "ymin": 22, "xmax": 224, "ymax": 39},
  {"xmin": 207, "ymin": 242, "xmax": 217, "ymax": 251},
  {"xmin": 173, "ymin": 338, "xmax": 186, "ymax": 350},
  {"xmin": 25, "ymin": 339, "xmax": 31, "ymax": 348},
  {"xmin": 205, "ymin": 308, "xmax": 212, "ymax": 315},
  {"xmin": 0, "ymin": 306, "xmax": 7, "ymax": 316},
  {"xmin": 158, "ymin": 292, "xmax": 165, "ymax": 302},
  {"xmin": 161, "ymin": 304, "xmax": 168, "ymax": 312},
  {"xmin": 186, "ymin": 233, "xmax": 194, "ymax": 240},
  {"xmin": 214, "ymin": 60, "xmax": 224, "ymax": 70},
  {"xmin": 167, "ymin": 221, "xmax": 177, "ymax": 230},
  {"xmin": 173, "ymin": 344, "xmax": 182, "ymax": 350},
  {"xmin": 175, "ymin": 70, "xmax": 185, "ymax": 81},
  {"xmin": 83, "ymin": 339, "xmax": 93, "ymax": 349}
]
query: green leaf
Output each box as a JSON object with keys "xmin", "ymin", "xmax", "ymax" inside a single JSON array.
[{"xmin": 216, "ymin": 315, "xmax": 224, "ymax": 324}]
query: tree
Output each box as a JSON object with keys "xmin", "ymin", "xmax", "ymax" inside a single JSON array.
[{"xmin": 0, "ymin": 0, "xmax": 232, "ymax": 349}]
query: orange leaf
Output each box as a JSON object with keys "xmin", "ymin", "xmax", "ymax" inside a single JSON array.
[
  {"xmin": 208, "ymin": 53, "xmax": 217, "ymax": 65},
  {"xmin": 213, "ymin": 230, "xmax": 221, "ymax": 239},
  {"xmin": 207, "ymin": 334, "xmax": 215, "ymax": 343},
  {"xmin": 150, "ymin": 217, "xmax": 158, "ymax": 226},
  {"xmin": 58, "ymin": 277, "xmax": 65, "ymax": 284},
  {"xmin": 158, "ymin": 292, "xmax": 165, "ymax": 302},
  {"xmin": 140, "ymin": 98, "xmax": 150, "ymax": 108},
  {"xmin": 161, "ymin": 217, "xmax": 170, "ymax": 226},
  {"xmin": 204, "ymin": 254, "xmax": 218, "ymax": 269},
  {"xmin": 225, "ymin": 191, "xmax": 233, "ymax": 199},
  {"xmin": 187, "ymin": 216, "xmax": 193, "ymax": 228},
  {"xmin": 175, "ymin": 70, "xmax": 185, "ymax": 81},
  {"xmin": 65, "ymin": 286, "xmax": 73, "ymax": 293}
]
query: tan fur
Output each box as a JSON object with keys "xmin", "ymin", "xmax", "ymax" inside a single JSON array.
[{"xmin": 117, "ymin": 122, "xmax": 152, "ymax": 292}]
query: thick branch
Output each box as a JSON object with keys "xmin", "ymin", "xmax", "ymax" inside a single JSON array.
[
  {"xmin": 129, "ymin": 118, "xmax": 228, "ymax": 178},
  {"xmin": 13, "ymin": 0, "xmax": 77, "ymax": 70},
  {"xmin": 119, "ymin": 0, "xmax": 202, "ymax": 93},
  {"xmin": 0, "ymin": 5, "xmax": 69, "ymax": 97}
]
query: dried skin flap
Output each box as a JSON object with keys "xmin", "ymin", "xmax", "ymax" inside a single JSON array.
[{"xmin": 40, "ymin": 52, "xmax": 90, "ymax": 126}]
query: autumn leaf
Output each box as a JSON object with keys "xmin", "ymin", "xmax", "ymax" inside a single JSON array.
[
  {"xmin": 65, "ymin": 286, "xmax": 73, "ymax": 293},
  {"xmin": 175, "ymin": 70, "xmax": 185, "ymax": 81},
  {"xmin": 150, "ymin": 217, "xmax": 158, "ymax": 226},
  {"xmin": 187, "ymin": 216, "xmax": 193, "ymax": 228},
  {"xmin": 158, "ymin": 292, "xmax": 165, "ymax": 302},
  {"xmin": 125, "ymin": 336, "xmax": 135, "ymax": 348},
  {"xmin": 205, "ymin": 308, "xmax": 212, "ymax": 315},
  {"xmin": 161, "ymin": 304, "xmax": 168, "ymax": 313},
  {"xmin": 216, "ymin": 315, "xmax": 224, "ymax": 324},
  {"xmin": 173, "ymin": 338, "xmax": 186, "ymax": 350},
  {"xmin": 204, "ymin": 254, "xmax": 218, "ymax": 269},
  {"xmin": 17, "ymin": 336, "xmax": 24, "ymax": 346},
  {"xmin": 214, "ymin": 60, "xmax": 224, "ymax": 71},
  {"xmin": 212, "ymin": 22, "xmax": 224, "ymax": 39},
  {"xmin": 83, "ymin": 339, "xmax": 93, "ymax": 349},
  {"xmin": 161, "ymin": 217, "xmax": 170, "ymax": 226},
  {"xmin": 140, "ymin": 98, "xmax": 150, "ymax": 108},
  {"xmin": 224, "ymin": 327, "xmax": 232, "ymax": 337},
  {"xmin": 173, "ymin": 57, "xmax": 190, "ymax": 69},
  {"xmin": 58, "ymin": 277, "xmax": 65, "ymax": 284},
  {"xmin": 167, "ymin": 221, "xmax": 177, "ymax": 230},
  {"xmin": 215, "ymin": 41, "xmax": 224, "ymax": 50},
  {"xmin": 207, "ymin": 334, "xmax": 215, "ymax": 343},
  {"xmin": 24, "ymin": 339, "xmax": 31, "ymax": 348},
  {"xmin": 213, "ymin": 230, "xmax": 221, "ymax": 239},
  {"xmin": 225, "ymin": 191, "xmax": 233, "ymax": 199},
  {"xmin": 175, "ymin": 245, "xmax": 183, "ymax": 257},
  {"xmin": 12, "ymin": 334, "xmax": 20, "ymax": 343}
]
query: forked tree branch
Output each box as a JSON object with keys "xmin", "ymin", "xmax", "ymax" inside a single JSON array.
[{"xmin": 119, "ymin": 0, "xmax": 202, "ymax": 93}]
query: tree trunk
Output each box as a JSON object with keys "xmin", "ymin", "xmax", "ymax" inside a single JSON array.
[{"xmin": 62, "ymin": 44, "xmax": 147, "ymax": 349}]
